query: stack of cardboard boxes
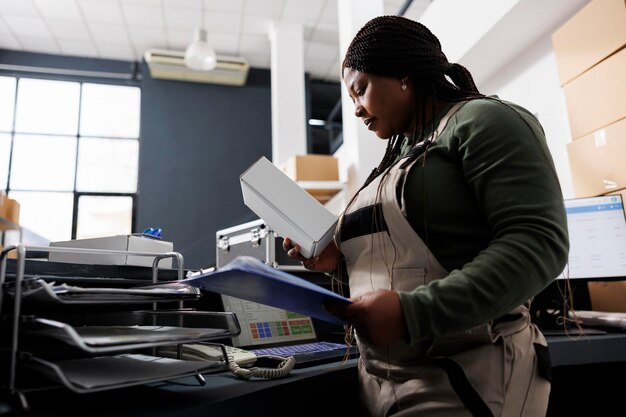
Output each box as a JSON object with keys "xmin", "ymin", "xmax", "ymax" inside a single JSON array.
[
  {"xmin": 0, "ymin": 193, "xmax": 20, "ymax": 226},
  {"xmin": 279, "ymin": 154, "xmax": 343, "ymax": 204},
  {"xmin": 552, "ymin": 0, "xmax": 626, "ymax": 311},
  {"xmin": 0, "ymin": 193, "xmax": 21, "ymax": 254}
]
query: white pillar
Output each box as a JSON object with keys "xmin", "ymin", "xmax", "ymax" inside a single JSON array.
[
  {"xmin": 268, "ymin": 22, "xmax": 307, "ymax": 166},
  {"xmin": 336, "ymin": 0, "xmax": 387, "ymax": 194}
]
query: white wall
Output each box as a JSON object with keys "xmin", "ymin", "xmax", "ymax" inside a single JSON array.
[{"xmin": 415, "ymin": 0, "xmax": 518, "ymax": 63}]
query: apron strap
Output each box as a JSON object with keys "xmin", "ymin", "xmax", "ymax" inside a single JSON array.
[
  {"xmin": 431, "ymin": 101, "xmax": 468, "ymax": 143},
  {"xmin": 399, "ymin": 100, "xmax": 468, "ymax": 169},
  {"xmin": 435, "ymin": 358, "xmax": 495, "ymax": 417}
]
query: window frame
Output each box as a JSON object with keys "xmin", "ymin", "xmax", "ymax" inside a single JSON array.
[
  {"xmin": 72, "ymin": 192, "xmax": 137, "ymax": 240},
  {"xmin": 0, "ymin": 74, "xmax": 141, "ymax": 241}
]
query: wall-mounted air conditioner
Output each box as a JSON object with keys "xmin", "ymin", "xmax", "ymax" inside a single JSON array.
[{"xmin": 144, "ymin": 49, "xmax": 250, "ymax": 86}]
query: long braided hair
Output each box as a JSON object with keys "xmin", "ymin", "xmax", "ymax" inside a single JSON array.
[
  {"xmin": 342, "ymin": 15, "xmax": 484, "ymax": 188},
  {"xmin": 332, "ymin": 16, "xmax": 485, "ymax": 291}
]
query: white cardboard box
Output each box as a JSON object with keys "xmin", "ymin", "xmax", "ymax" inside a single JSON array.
[
  {"xmin": 240, "ymin": 156, "xmax": 338, "ymax": 259},
  {"xmin": 49, "ymin": 235, "xmax": 174, "ymax": 268}
]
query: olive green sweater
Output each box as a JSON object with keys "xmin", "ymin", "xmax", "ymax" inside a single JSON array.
[{"xmin": 396, "ymin": 97, "xmax": 569, "ymax": 346}]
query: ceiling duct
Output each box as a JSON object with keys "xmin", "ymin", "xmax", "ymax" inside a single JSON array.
[{"xmin": 144, "ymin": 49, "xmax": 250, "ymax": 86}]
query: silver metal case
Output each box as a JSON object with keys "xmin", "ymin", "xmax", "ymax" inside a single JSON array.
[{"xmin": 216, "ymin": 219, "xmax": 304, "ymax": 271}]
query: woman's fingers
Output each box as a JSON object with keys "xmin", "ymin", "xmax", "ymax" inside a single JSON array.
[
  {"xmin": 287, "ymin": 246, "xmax": 305, "ymax": 261},
  {"xmin": 301, "ymin": 256, "xmax": 320, "ymax": 270},
  {"xmin": 283, "ymin": 238, "xmax": 337, "ymax": 273},
  {"xmin": 283, "ymin": 238, "xmax": 307, "ymax": 261},
  {"xmin": 326, "ymin": 291, "xmax": 407, "ymax": 346}
]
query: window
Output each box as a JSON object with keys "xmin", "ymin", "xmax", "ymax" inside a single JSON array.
[{"xmin": 0, "ymin": 76, "xmax": 140, "ymax": 242}]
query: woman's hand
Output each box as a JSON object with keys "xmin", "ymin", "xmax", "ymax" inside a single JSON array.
[
  {"xmin": 283, "ymin": 237, "xmax": 339, "ymax": 273},
  {"xmin": 326, "ymin": 289, "xmax": 408, "ymax": 347}
]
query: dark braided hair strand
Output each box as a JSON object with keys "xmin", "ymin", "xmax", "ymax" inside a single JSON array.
[{"xmin": 342, "ymin": 15, "xmax": 484, "ymax": 184}]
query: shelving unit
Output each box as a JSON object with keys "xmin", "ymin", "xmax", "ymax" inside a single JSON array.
[
  {"xmin": 0, "ymin": 217, "xmax": 49, "ymax": 249},
  {"xmin": 297, "ymin": 180, "xmax": 345, "ymax": 204},
  {"xmin": 0, "ymin": 244, "xmax": 240, "ymax": 410}
]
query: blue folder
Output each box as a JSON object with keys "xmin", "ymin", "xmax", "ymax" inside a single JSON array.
[{"xmin": 182, "ymin": 256, "xmax": 350, "ymax": 325}]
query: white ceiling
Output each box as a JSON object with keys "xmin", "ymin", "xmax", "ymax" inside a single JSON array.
[{"xmin": 0, "ymin": 0, "xmax": 431, "ymax": 82}]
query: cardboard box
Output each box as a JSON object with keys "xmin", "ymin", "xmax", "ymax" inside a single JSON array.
[
  {"xmin": 49, "ymin": 235, "xmax": 174, "ymax": 268},
  {"xmin": 567, "ymin": 117, "xmax": 626, "ymax": 197},
  {"xmin": 281, "ymin": 155, "xmax": 342, "ymax": 203},
  {"xmin": 588, "ymin": 281, "xmax": 626, "ymax": 312},
  {"xmin": 281, "ymin": 154, "xmax": 339, "ymax": 182},
  {"xmin": 296, "ymin": 181, "xmax": 344, "ymax": 205},
  {"xmin": 552, "ymin": 0, "xmax": 626, "ymax": 86},
  {"xmin": 0, "ymin": 195, "xmax": 19, "ymax": 225},
  {"xmin": 4, "ymin": 198, "xmax": 20, "ymax": 225},
  {"xmin": 0, "ymin": 193, "xmax": 6, "ymax": 220},
  {"xmin": 563, "ymin": 47, "xmax": 626, "ymax": 139},
  {"xmin": 240, "ymin": 156, "xmax": 338, "ymax": 259}
]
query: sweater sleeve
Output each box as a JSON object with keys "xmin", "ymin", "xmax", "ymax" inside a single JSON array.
[{"xmin": 398, "ymin": 99, "xmax": 569, "ymax": 345}]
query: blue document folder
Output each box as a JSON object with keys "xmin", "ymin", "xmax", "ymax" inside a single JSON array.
[{"xmin": 182, "ymin": 256, "xmax": 350, "ymax": 325}]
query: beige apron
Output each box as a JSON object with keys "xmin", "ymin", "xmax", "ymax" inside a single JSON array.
[{"xmin": 338, "ymin": 102, "xmax": 551, "ymax": 417}]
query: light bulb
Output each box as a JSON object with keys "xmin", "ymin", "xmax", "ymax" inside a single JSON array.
[{"xmin": 184, "ymin": 28, "xmax": 217, "ymax": 71}]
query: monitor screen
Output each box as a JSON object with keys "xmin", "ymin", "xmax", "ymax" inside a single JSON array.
[
  {"xmin": 561, "ymin": 194, "xmax": 626, "ymax": 280},
  {"xmin": 221, "ymin": 294, "xmax": 317, "ymax": 348}
]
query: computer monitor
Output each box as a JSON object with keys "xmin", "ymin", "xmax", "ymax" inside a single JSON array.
[
  {"xmin": 220, "ymin": 294, "xmax": 319, "ymax": 348},
  {"xmin": 561, "ymin": 194, "xmax": 626, "ymax": 280},
  {"xmin": 532, "ymin": 194, "xmax": 626, "ymax": 332}
]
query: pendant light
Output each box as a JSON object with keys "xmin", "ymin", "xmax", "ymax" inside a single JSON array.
[{"xmin": 184, "ymin": 1, "xmax": 216, "ymax": 71}]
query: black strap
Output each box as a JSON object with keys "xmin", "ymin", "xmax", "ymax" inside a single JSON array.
[
  {"xmin": 436, "ymin": 358, "xmax": 495, "ymax": 417},
  {"xmin": 399, "ymin": 139, "xmax": 431, "ymax": 169},
  {"xmin": 533, "ymin": 343, "xmax": 552, "ymax": 383},
  {"xmin": 339, "ymin": 203, "xmax": 388, "ymax": 242}
]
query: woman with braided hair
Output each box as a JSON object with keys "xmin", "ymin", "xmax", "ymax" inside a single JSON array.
[{"xmin": 284, "ymin": 15, "xmax": 568, "ymax": 416}]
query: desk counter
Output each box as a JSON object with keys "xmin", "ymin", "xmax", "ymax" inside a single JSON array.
[
  {"xmin": 11, "ymin": 359, "xmax": 360, "ymax": 417},
  {"xmin": 6, "ymin": 333, "xmax": 626, "ymax": 417}
]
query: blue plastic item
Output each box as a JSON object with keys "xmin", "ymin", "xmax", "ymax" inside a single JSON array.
[{"xmin": 142, "ymin": 227, "xmax": 163, "ymax": 239}]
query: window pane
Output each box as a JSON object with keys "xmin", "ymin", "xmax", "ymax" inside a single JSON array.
[
  {"xmin": 0, "ymin": 134, "xmax": 10, "ymax": 191},
  {"xmin": 0, "ymin": 76, "xmax": 16, "ymax": 131},
  {"xmin": 80, "ymin": 84, "xmax": 140, "ymax": 138},
  {"xmin": 76, "ymin": 195, "xmax": 133, "ymax": 239},
  {"xmin": 10, "ymin": 134, "xmax": 77, "ymax": 191},
  {"xmin": 14, "ymin": 78, "xmax": 80, "ymax": 135},
  {"xmin": 8, "ymin": 191, "xmax": 73, "ymax": 241},
  {"xmin": 76, "ymin": 138, "xmax": 138, "ymax": 193}
]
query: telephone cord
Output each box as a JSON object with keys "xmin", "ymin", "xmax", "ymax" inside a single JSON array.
[{"xmin": 228, "ymin": 355, "xmax": 296, "ymax": 380}]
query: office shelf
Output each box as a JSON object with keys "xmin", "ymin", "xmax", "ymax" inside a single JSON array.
[
  {"xmin": 296, "ymin": 180, "xmax": 345, "ymax": 204},
  {"xmin": 0, "ymin": 244, "xmax": 240, "ymax": 410},
  {"xmin": 0, "ymin": 216, "xmax": 19, "ymax": 232},
  {"xmin": 22, "ymin": 353, "xmax": 221, "ymax": 394},
  {"xmin": 0, "ymin": 217, "xmax": 49, "ymax": 247}
]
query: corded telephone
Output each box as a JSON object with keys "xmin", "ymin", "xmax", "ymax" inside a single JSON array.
[
  {"xmin": 159, "ymin": 343, "xmax": 258, "ymax": 367},
  {"xmin": 157, "ymin": 343, "xmax": 296, "ymax": 380}
]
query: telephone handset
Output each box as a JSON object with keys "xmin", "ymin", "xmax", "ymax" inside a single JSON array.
[
  {"xmin": 165, "ymin": 343, "xmax": 259, "ymax": 367},
  {"xmin": 158, "ymin": 343, "xmax": 295, "ymax": 380}
]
